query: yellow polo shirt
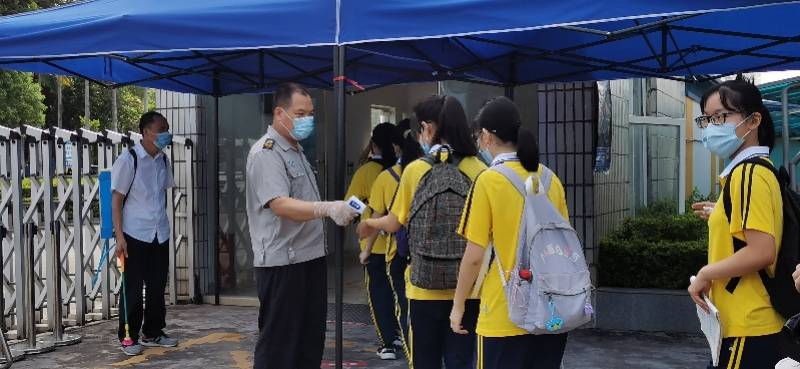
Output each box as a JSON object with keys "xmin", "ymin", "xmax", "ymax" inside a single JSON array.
[
  {"xmin": 369, "ymin": 164, "xmax": 402, "ymax": 262},
  {"xmin": 390, "ymin": 156, "xmax": 486, "ymax": 300},
  {"xmin": 708, "ymin": 160, "xmax": 784, "ymax": 338},
  {"xmin": 458, "ymin": 162, "xmax": 569, "ymax": 337},
  {"xmin": 345, "ymin": 160, "xmax": 388, "ymax": 253}
]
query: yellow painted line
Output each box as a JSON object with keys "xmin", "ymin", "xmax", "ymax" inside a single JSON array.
[
  {"xmin": 111, "ymin": 332, "xmax": 244, "ymax": 367},
  {"xmin": 324, "ymin": 339, "xmax": 358, "ymax": 349},
  {"xmin": 229, "ymin": 350, "xmax": 252, "ymax": 369}
]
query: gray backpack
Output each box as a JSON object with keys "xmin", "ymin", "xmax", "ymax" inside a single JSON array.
[
  {"xmin": 407, "ymin": 152, "xmax": 472, "ymax": 290},
  {"xmin": 492, "ymin": 164, "xmax": 594, "ymax": 334}
]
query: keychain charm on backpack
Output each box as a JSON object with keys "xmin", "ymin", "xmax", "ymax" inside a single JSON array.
[
  {"xmin": 546, "ymin": 298, "xmax": 564, "ymax": 332},
  {"xmin": 518, "ymin": 268, "xmax": 532, "ymax": 282},
  {"xmin": 584, "ymin": 303, "xmax": 595, "ymax": 316}
]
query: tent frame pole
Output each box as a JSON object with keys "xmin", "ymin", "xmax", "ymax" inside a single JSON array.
[
  {"xmin": 783, "ymin": 82, "xmax": 800, "ymax": 189},
  {"xmin": 333, "ymin": 45, "xmax": 347, "ymax": 369},
  {"xmin": 211, "ymin": 72, "xmax": 221, "ymax": 306}
]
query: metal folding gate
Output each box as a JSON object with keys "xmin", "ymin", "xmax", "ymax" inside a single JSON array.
[{"xmin": 0, "ymin": 125, "xmax": 193, "ymax": 349}]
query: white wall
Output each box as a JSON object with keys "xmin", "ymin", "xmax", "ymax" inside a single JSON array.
[{"xmin": 689, "ymin": 99, "xmax": 716, "ymax": 198}]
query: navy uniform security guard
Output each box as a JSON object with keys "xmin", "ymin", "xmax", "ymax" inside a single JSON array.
[{"xmin": 245, "ymin": 83, "xmax": 357, "ymax": 369}]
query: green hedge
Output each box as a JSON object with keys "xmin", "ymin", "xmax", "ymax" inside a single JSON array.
[{"xmin": 598, "ymin": 201, "xmax": 709, "ymax": 290}]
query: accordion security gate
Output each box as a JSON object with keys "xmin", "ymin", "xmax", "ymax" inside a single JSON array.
[{"xmin": 0, "ymin": 125, "xmax": 193, "ymax": 345}]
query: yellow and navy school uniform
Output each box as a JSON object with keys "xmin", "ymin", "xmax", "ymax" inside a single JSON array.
[
  {"xmin": 345, "ymin": 158, "xmax": 387, "ymax": 253},
  {"xmin": 458, "ymin": 155, "xmax": 570, "ymax": 369},
  {"xmin": 369, "ymin": 163, "xmax": 409, "ymax": 351},
  {"xmin": 389, "ymin": 153, "xmax": 486, "ymax": 369},
  {"xmin": 706, "ymin": 146, "xmax": 785, "ymax": 368},
  {"xmin": 345, "ymin": 158, "xmax": 398, "ymax": 348}
]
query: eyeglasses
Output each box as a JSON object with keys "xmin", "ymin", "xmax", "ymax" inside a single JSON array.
[{"xmin": 694, "ymin": 112, "xmax": 741, "ymax": 129}]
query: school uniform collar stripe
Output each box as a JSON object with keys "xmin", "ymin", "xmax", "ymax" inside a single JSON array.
[{"xmin": 719, "ymin": 146, "xmax": 769, "ymax": 178}]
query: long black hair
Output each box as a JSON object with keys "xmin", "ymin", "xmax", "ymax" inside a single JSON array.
[
  {"xmin": 700, "ymin": 75, "xmax": 775, "ymax": 150},
  {"xmin": 393, "ymin": 118, "xmax": 423, "ymax": 170},
  {"xmin": 475, "ymin": 96, "xmax": 540, "ymax": 172},
  {"xmin": 371, "ymin": 122, "xmax": 398, "ymax": 169},
  {"xmin": 413, "ymin": 95, "xmax": 479, "ymax": 157}
]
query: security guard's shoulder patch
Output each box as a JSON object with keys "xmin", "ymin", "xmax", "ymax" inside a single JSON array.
[{"xmin": 263, "ymin": 139, "xmax": 275, "ymax": 150}]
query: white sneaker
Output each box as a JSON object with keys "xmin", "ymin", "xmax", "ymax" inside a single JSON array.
[
  {"xmin": 120, "ymin": 343, "xmax": 144, "ymax": 356},
  {"xmin": 140, "ymin": 334, "xmax": 178, "ymax": 348},
  {"xmin": 776, "ymin": 358, "xmax": 800, "ymax": 369},
  {"xmin": 377, "ymin": 346, "xmax": 397, "ymax": 360},
  {"xmin": 392, "ymin": 338, "xmax": 403, "ymax": 349}
]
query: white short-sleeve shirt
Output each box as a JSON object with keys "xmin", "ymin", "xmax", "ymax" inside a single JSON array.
[{"xmin": 111, "ymin": 143, "xmax": 176, "ymax": 244}]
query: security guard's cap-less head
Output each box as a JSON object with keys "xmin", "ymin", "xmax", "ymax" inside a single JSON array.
[{"xmin": 273, "ymin": 83, "xmax": 314, "ymax": 145}]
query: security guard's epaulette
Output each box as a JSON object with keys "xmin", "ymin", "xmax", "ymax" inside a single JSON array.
[{"xmin": 263, "ymin": 139, "xmax": 275, "ymax": 150}]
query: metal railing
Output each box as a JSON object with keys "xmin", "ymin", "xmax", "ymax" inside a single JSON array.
[{"xmin": 0, "ymin": 124, "xmax": 194, "ymax": 359}]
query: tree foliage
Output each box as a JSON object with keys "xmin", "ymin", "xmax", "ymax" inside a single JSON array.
[
  {"xmin": 41, "ymin": 79, "xmax": 150, "ymax": 132},
  {"xmin": 0, "ymin": 71, "xmax": 46, "ymax": 127}
]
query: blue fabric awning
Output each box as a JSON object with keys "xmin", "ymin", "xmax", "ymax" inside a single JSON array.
[{"xmin": 0, "ymin": 0, "xmax": 797, "ymax": 95}]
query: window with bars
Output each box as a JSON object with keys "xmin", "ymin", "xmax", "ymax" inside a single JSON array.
[{"xmin": 536, "ymin": 82, "xmax": 597, "ymax": 267}]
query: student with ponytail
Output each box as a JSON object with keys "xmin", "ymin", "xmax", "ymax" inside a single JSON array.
[
  {"xmin": 345, "ymin": 122, "xmax": 400, "ymax": 360},
  {"xmin": 450, "ymin": 96, "xmax": 570, "ymax": 369},
  {"xmin": 360, "ymin": 96, "xmax": 486, "ymax": 369},
  {"xmin": 359, "ymin": 119, "xmax": 423, "ymax": 360}
]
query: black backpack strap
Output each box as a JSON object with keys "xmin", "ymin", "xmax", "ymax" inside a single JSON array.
[
  {"xmin": 124, "ymin": 148, "xmax": 138, "ymax": 207},
  {"xmin": 387, "ymin": 167, "xmax": 400, "ymax": 182},
  {"xmin": 722, "ymin": 157, "xmax": 777, "ymax": 294}
]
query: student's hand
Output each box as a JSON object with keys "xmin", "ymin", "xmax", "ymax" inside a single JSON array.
[
  {"xmin": 449, "ymin": 303, "xmax": 469, "ymax": 335},
  {"xmin": 793, "ymin": 264, "xmax": 800, "ymax": 293},
  {"xmin": 691, "ymin": 201, "xmax": 715, "ymax": 221},
  {"xmin": 688, "ymin": 272, "xmax": 712, "ymax": 314},
  {"xmin": 357, "ymin": 220, "xmax": 378, "ymax": 240},
  {"xmin": 115, "ymin": 236, "xmax": 128, "ymax": 259},
  {"xmin": 359, "ymin": 250, "xmax": 371, "ymax": 265}
]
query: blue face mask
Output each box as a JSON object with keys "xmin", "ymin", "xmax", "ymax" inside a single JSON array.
[
  {"xmin": 290, "ymin": 116, "xmax": 315, "ymax": 141},
  {"xmin": 280, "ymin": 109, "xmax": 315, "ymax": 141},
  {"xmin": 702, "ymin": 116, "xmax": 752, "ymax": 159},
  {"xmin": 154, "ymin": 132, "xmax": 173, "ymax": 150},
  {"xmin": 478, "ymin": 148, "xmax": 493, "ymax": 165},
  {"xmin": 419, "ymin": 140, "xmax": 431, "ymax": 154}
]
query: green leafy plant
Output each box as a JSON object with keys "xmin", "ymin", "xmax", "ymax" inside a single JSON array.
[{"xmin": 599, "ymin": 201, "xmax": 709, "ymax": 289}]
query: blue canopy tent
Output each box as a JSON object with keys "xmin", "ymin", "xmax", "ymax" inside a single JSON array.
[
  {"xmin": 0, "ymin": 1, "xmax": 798, "ymax": 94},
  {"xmin": 1, "ymin": 1, "xmax": 800, "ymax": 366}
]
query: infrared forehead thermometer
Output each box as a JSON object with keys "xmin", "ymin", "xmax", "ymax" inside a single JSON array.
[{"xmin": 346, "ymin": 196, "xmax": 367, "ymax": 215}]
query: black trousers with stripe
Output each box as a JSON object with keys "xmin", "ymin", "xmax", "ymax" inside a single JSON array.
[
  {"xmin": 409, "ymin": 299, "xmax": 479, "ymax": 369},
  {"xmin": 388, "ymin": 256, "xmax": 409, "ymax": 346},
  {"xmin": 254, "ymin": 257, "xmax": 327, "ymax": 369},
  {"xmin": 478, "ymin": 333, "xmax": 567, "ymax": 369},
  {"xmin": 709, "ymin": 333, "xmax": 785, "ymax": 369},
  {"xmin": 365, "ymin": 254, "xmax": 400, "ymax": 346}
]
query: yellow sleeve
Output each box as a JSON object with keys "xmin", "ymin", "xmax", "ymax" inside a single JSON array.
[
  {"xmin": 369, "ymin": 172, "xmax": 389, "ymax": 215},
  {"xmin": 344, "ymin": 164, "xmax": 369, "ymax": 201},
  {"xmin": 458, "ymin": 173, "xmax": 491, "ymax": 248},
  {"xmin": 389, "ymin": 161, "xmax": 426, "ymax": 225},
  {"xmin": 547, "ymin": 173, "xmax": 570, "ymax": 222},
  {"xmin": 728, "ymin": 164, "xmax": 780, "ymax": 240}
]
